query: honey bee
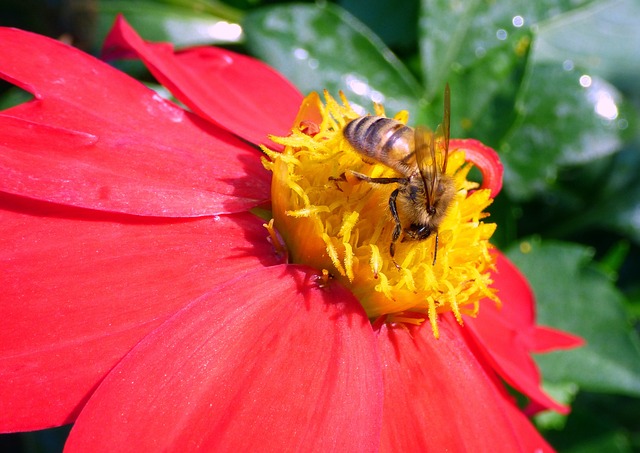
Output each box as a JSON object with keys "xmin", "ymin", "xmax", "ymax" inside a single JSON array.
[{"xmin": 343, "ymin": 84, "xmax": 455, "ymax": 266}]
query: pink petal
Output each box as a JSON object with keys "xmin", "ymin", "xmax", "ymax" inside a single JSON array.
[
  {"xmin": 450, "ymin": 138, "xmax": 503, "ymax": 197},
  {"xmin": 0, "ymin": 27, "xmax": 269, "ymax": 216},
  {"xmin": 103, "ymin": 16, "xmax": 303, "ymax": 147},
  {"xmin": 0, "ymin": 200, "xmax": 281, "ymax": 431},
  {"xmin": 64, "ymin": 265, "xmax": 383, "ymax": 452},
  {"xmin": 465, "ymin": 252, "xmax": 583, "ymax": 414},
  {"xmin": 378, "ymin": 314, "xmax": 553, "ymax": 452}
]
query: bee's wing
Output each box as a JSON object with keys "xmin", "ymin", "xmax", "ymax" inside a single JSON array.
[
  {"xmin": 416, "ymin": 84, "xmax": 450, "ymax": 209},
  {"xmin": 434, "ymin": 83, "xmax": 450, "ymax": 174},
  {"xmin": 415, "ymin": 125, "xmax": 437, "ymax": 209}
]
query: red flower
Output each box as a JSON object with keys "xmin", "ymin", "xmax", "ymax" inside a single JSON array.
[{"xmin": 0, "ymin": 17, "xmax": 582, "ymax": 452}]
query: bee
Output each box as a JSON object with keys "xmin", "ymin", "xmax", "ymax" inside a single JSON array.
[{"xmin": 343, "ymin": 84, "xmax": 455, "ymax": 266}]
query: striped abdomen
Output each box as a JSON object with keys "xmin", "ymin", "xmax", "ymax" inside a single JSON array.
[{"xmin": 343, "ymin": 116, "xmax": 416, "ymax": 176}]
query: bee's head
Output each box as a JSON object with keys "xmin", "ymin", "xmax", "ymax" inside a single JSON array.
[{"xmin": 405, "ymin": 223, "xmax": 434, "ymax": 241}]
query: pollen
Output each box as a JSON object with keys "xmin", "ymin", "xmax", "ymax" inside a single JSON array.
[{"xmin": 262, "ymin": 91, "xmax": 499, "ymax": 338}]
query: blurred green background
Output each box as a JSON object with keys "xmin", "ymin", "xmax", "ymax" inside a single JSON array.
[{"xmin": 1, "ymin": 0, "xmax": 639, "ymax": 451}]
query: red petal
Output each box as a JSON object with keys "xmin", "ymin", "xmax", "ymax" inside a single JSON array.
[
  {"xmin": 0, "ymin": 27, "xmax": 268, "ymax": 216},
  {"xmin": 64, "ymin": 265, "xmax": 383, "ymax": 452},
  {"xmin": 532, "ymin": 325, "xmax": 584, "ymax": 353},
  {"xmin": 465, "ymin": 252, "xmax": 583, "ymax": 414},
  {"xmin": 0, "ymin": 199, "xmax": 281, "ymax": 431},
  {"xmin": 378, "ymin": 315, "xmax": 553, "ymax": 452},
  {"xmin": 103, "ymin": 16, "xmax": 303, "ymax": 147},
  {"xmin": 450, "ymin": 138, "xmax": 503, "ymax": 197},
  {"xmin": 479, "ymin": 252, "xmax": 583, "ymax": 351},
  {"xmin": 497, "ymin": 394, "xmax": 555, "ymax": 453}
]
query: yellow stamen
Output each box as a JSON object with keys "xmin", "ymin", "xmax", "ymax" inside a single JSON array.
[
  {"xmin": 263, "ymin": 219, "xmax": 288, "ymax": 261},
  {"xmin": 262, "ymin": 92, "xmax": 499, "ymax": 337}
]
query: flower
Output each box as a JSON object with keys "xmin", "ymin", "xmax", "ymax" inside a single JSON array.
[
  {"xmin": 0, "ymin": 17, "xmax": 583, "ymax": 452},
  {"xmin": 263, "ymin": 91, "xmax": 502, "ymax": 338}
]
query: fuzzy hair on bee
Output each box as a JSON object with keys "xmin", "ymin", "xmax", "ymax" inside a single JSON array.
[{"xmin": 343, "ymin": 84, "xmax": 455, "ymax": 267}]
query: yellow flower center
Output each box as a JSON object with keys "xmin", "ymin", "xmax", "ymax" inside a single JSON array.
[{"xmin": 261, "ymin": 92, "xmax": 499, "ymax": 338}]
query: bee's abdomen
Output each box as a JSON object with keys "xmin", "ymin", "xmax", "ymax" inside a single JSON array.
[{"xmin": 344, "ymin": 116, "xmax": 414, "ymax": 172}]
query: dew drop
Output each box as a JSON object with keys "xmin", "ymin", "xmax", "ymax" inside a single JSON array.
[
  {"xmin": 579, "ymin": 74, "xmax": 592, "ymax": 88},
  {"xmin": 584, "ymin": 77, "xmax": 621, "ymax": 121},
  {"xmin": 346, "ymin": 75, "xmax": 368, "ymax": 96},
  {"xmin": 207, "ymin": 21, "xmax": 242, "ymax": 42},
  {"xmin": 293, "ymin": 48, "xmax": 309, "ymax": 60},
  {"xmin": 371, "ymin": 90, "xmax": 385, "ymax": 104},
  {"xmin": 512, "ymin": 15, "xmax": 524, "ymax": 27},
  {"xmin": 519, "ymin": 241, "xmax": 532, "ymax": 254},
  {"xmin": 617, "ymin": 118, "xmax": 628, "ymax": 130},
  {"xmin": 595, "ymin": 96, "xmax": 618, "ymax": 120}
]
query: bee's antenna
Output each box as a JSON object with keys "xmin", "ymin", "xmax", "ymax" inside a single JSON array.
[{"xmin": 441, "ymin": 83, "xmax": 451, "ymax": 175}]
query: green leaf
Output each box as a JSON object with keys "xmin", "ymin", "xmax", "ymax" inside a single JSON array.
[
  {"xmin": 420, "ymin": 38, "xmax": 530, "ymax": 142},
  {"xmin": 534, "ymin": 0, "xmax": 640, "ymax": 87},
  {"xmin": 416, "ymin": 0, "xmax": 629, "ymax": 201},
  {"xmin": 418, "ymin": 0, "xmax": 595, "ymax": 100},
  {"xmin": 338, "ymin": 0, "xmax": 420, "ymax": 50},
  {"xmin": 534, "ymin": 381, "xmax": 579, "ymax": 429},
  {"xmin": 243, "ymin": 3, "xmax": 423, "ymax": 119},
  {"xmin": 542, "ymin": 392, "xmax": 639, "ymax": 453},
  {"xmin": 506, "ymin": 239, "xmax": 640, "ymax": 396},
  {"xmin": 96, "ymin": 0, "xmax": 243, "ymax": 52},
  {"xmin": 0, "ymin": 86, "xmax": 32, "ymax": 110},
  {"xmin": 596, "ymin": 241, "xmax": 631, "ymax": 280},
  {"xmin": 589, "ymin": 145, "xmax": 640, "ymax": 243},
  {"xmin": 500, "ymin": 64, "xmax": 626, "ymax": 200}
]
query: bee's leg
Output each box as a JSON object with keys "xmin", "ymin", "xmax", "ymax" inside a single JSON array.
[
  {"xmin": 350, "ymin": 171, "xmax": 406, "ymax": 185},
  {"xmin": 388, "ymin": 188, "xmax": 402, "ymax": 270},
  {"xmin": 328, "ymin": 173, "xmax": 347, "ymax": 192},
  {"xmin": 432, "ymin": 231, "xmax": 439, "ymax": 266}
]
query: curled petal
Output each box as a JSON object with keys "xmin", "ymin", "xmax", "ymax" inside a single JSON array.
[
  {"xmin": 465, "ymin": 252, "xmax": 584, "ymax": 414},
  {"xmin": 531, "ymin": 325, "xmax": 585, "ymax": 353},
  {"xmin": 293, "ymin": 91, "xmax": 324, "ymax": 132},
  {"xmin": 450, "ymin": 138, "xmax": 503, "ymax": 197},
  {"xmin": 103, "ymin": 16, "xmax": 303, "ymax": 146},
  {"xmin": 64, "ymin": 266, "xmax": 383, "ymax": 452}
]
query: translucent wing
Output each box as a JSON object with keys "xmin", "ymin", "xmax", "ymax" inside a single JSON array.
[
  {"xmin": 416, "ymin": 84, "xmax": 451, "ymax": 210},
  {"xmin": 414, "ymin": 125, "xmax": 436, "ymax": 210},
  {"xmin": 437, "ymin": 83, "xmax": 451, "ymax": 174}
]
